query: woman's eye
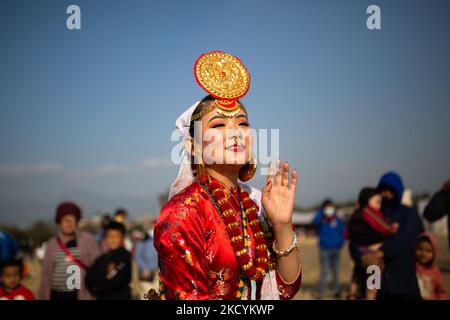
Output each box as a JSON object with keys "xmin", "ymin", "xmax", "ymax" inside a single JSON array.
[
  {"xmin": 211, "ymin": 123, "xmax": 225, "ymax": 128},
  {"xmin": 239, "ymin": 122, "xmax": 249, "ymax": 127}
]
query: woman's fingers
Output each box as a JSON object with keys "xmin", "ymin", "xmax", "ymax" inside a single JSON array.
[
  {"xmin": 282, "ymin": 162, "xmax": 289, "ymax": 186},
  {"xmin": 267, "ymin": 160, "xmax": 274, "ymax": 185},
  {"xmin": 276, "ymin": 159, "xmax": 282, "ymax": 185},
  {"xmin": 263, "ymin": 178, "xmax": 272, "ymax": 197},
  {"xmin": 262, "ymin": 162, "xmax": 273, "ymax": 201},
  {"xmin": 267, "ymin": 159, "xmax": 297, "ymax": 190},
  {"xmin": 290, "ymin": 169, "xmax": 298, "ymax": 191}
]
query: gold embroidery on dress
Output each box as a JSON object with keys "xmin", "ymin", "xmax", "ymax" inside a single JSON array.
[{"xmin": 209, "ymin": 268, "xmax": 232, "ymax": 298}]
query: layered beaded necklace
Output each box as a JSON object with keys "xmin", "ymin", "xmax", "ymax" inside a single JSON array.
[{"xmin": 198, "ymin": 175, "xmax": 273, "ymax": 283}]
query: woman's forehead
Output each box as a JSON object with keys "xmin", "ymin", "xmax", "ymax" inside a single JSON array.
[{"xmin": 203, "ymin": 107, "xmax": 248, "ymax": 121}]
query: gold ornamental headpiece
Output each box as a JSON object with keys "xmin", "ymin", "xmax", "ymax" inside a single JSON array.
[{"xmin": 192, "ymin": 51, "xmax": 250, "ymax": 121}]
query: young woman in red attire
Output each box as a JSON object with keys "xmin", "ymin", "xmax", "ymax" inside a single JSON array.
[{"xmin": 154, "ymin": 51, "xmax": 302, "ymax": 300}]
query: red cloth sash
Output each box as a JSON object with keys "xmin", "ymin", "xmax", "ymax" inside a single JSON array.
[
  {"xmin": 57, "ymin": 238, "xmax": 87, "ymax": 270},
  {"xmin": 361, "ymin": 206, "xmax": 396, "ymax": 237}
]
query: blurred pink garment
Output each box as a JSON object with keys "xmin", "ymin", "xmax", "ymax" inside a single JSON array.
[{"xmin": 416, "ymin": 232, "xmax": 448, "ymax": 300}]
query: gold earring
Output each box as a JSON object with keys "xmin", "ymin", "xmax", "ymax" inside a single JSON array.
[{"xmin": 239, "ymin": 153, "xmax": 257, "ymax": 182}]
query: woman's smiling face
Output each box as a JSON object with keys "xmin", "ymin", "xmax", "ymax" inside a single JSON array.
[{"xmin": 192, "ymin": 103, "xmax": 253, "ymax": 167}]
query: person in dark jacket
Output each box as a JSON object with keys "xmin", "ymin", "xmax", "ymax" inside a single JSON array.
[
  {"xmin": 85, "ymin": 221, "xmax": 132, "ymax": 300},
  {"xmin": 357, "ymin": 172, "xmax": 423, "ymax": 299},
  {"xmin": 346, "ymin": 187, "xmax": 399, "ymax": 299},
  {"xmin": 423, "ymin": 179, "xmax": 450, "ymax": 250},
  {"xmin": 312, "ymin": 199, "xmax": 345, "ymax": 299}
]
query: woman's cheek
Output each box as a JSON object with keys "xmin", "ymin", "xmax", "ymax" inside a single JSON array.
[
  {"xmin": 244, "ymin": 130, "xmax": 254, "ymax": 159},
  {"xmin": 202, "ymin": 134, "xmax": 225, "ymax": 164}
]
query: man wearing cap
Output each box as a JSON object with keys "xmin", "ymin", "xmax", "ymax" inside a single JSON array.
[{"xmin": 39, "ymin": 202, "xmax": 100, "ymax": 300}]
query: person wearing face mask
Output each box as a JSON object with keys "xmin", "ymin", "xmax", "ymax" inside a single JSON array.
[
  {"xmin": 311, "ymin": 199, "xmax": 345, "ymax": 299},
  {"xmin": 358, "ymin": 171, "xmax": 424, "ymax": 300}
]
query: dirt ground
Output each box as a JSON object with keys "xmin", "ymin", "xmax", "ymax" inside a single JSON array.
[{"xmin": 21, "ymin": 235, "xmax": 450, "ymax": 300}]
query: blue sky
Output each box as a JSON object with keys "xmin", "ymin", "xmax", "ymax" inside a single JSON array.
[{"xmin": 1, "ymin": 0, "xmax": 449, "ymax": 227}]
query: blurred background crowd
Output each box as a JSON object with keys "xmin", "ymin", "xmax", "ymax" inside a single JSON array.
[{"xmin": 1, "ymin": 172, "xmax": 449, "ymax": 300}]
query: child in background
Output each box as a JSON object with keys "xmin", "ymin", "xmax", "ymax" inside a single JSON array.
[
  {"xmin": 85, "ymin": 221, "xmax": 132, "ymax": 300},
  {"xmin": 415, "ymin": 233, "xmax": 447, "ymax": 300},
  {"xmin": 346, "ymin": 187, "xmax": 399, "ymax": 299},
  {"xmin": 0, "ymin": 260, "xmax": 35, "ymax": 300}
]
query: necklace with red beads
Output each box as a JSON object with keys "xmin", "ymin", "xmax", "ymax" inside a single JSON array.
[{"xmin": 198, "ymin": 175, "xmax": 273, "ymax": 282}]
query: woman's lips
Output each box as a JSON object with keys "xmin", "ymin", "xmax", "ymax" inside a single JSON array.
[{"xmin": 226, "ymin": 144, "xmax": 245, "ymax": 152}]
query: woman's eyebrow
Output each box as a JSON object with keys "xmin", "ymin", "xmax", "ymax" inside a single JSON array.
[
  {"xmin": 207, "ymin": 113, "xmax": 248, "ymax": 123},
  {"xmin": 208, "ymin": 115, "xmax": 227, "ymax": 122}
]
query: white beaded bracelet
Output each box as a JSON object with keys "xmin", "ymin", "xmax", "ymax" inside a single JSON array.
[{"xmin": 272, "ymin": 232, "xmax": 298, "ymax": 257}]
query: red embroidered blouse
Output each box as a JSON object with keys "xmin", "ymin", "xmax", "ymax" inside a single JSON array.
[{"xmin": 154, "ymin": 179, "xmax": 301, "ymax": 300}]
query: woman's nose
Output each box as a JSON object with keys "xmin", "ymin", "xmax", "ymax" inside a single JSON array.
[{"xmin": 229, "ymin": 129, "xmax": 243, "ymax": 140}]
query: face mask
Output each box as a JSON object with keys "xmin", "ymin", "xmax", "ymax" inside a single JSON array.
[
  {"xmin": 382, "ymin": 197, "xmax": 396, "ymax": 208},
  {"xmin": 323, "ymin": 207, "xmax": 335, "ymax": 217}
]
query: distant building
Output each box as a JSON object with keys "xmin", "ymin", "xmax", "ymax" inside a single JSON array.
[{"xmin": 292, "ymin": 207, "xmax": 354, "ymax": 237}]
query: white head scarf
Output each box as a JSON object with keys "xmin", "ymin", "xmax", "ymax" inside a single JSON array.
[{"xmin": 168, "ymin": 101, "xmax": 201, "ymax": 200}]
